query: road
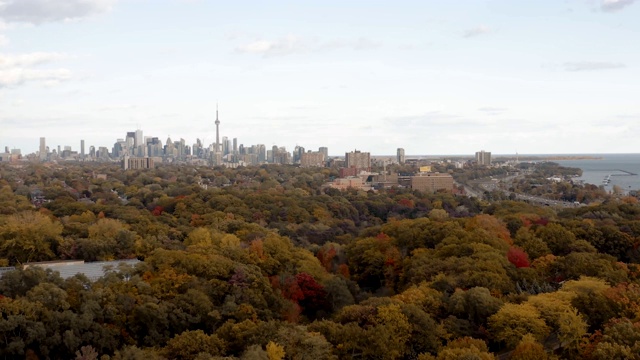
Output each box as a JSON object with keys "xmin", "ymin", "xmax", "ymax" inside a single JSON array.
[{"xmin": 461, "ymin": 175, "xmax": 583, "ymax": 208}]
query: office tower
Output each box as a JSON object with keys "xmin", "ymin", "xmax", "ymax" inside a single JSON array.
[
  {"xmin": 345, "ymin": 150, "xmax": 371, "ymax": 172},
  {"xmin": 257, "ymin": 144, "xmax": 266, "ymax": 162},
  {"xmin": 61, "ymin": 148, "xmax": 71, "ymax": 158},
  {"xmin": 271, "ymin": 145, "xmax": 278, "ymax": 163},
  {"xmin": 397, "ymin": 148, "xmax": 405, "ymax": 164},
  {"xmin": 215, "ymin": 105, "xmax": 220, "ymax": 153},
  {"xmin": 148, "ymin": 137, "xmax": 162, "ymax": 157},
  {"xmin": 135, "ymin": 130, "xmax": 143, "ymax": 148},
  {"xmin": 125, "ymin": 132, "xmax": 135, "ymax": 153},
  {"xmin": 133, "ymin": 130, "xmax": 143, "ymax": 156},
  {"xmin": 475, "ymin": 150, "xmax": 492, "ymax": 166},
  {"xmin": 233, "ymin": 138, "xmax": 238, "ymax": 154},
  {"xmin": 113, "ymin": 139, "xmax": 125, "ymax": 157},
  {"xmin": 273, "ymin": 147, "xmax": 292, "ymax": 164},
  {"xmin": 223, "ymin": 136, "xmax": 232, "ymax": 156},
  {"xmin": 97, "ymin": 147, "xmax": 110, "ymax": 159},
  {"xmin": 293, "ymin": 145, "xmax": 304, "ymax": 163},
  {"xmin": 165, "ymin": 136, "xmax": 175, "ymax": 157},
  {"xmin": 81, "ymin": 140, "xmax": 85, "ymax": 157},
  {"xmin": 176, "ymin": 138, "xmax": 185, "ymax": 158},
  {"xmin": 39, "ymin": 137, "xmax": 46, "ymax": 160},
  {"xmin": 57, "ymin": 145, "xmax": 61, "ymax": 155},
  {"xmin": 319, "ymin": 147, "xmax": 328, "ymax": 159}
]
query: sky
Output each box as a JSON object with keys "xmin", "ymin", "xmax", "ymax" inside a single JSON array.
[{"xmin": 0, "ymin": 0, "xmax": 639, "ymax": 156}]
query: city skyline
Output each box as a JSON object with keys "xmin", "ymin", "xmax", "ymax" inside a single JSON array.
[{"xmin": 1, "ymin": 1, "xmax": 639, "ymax": 155}]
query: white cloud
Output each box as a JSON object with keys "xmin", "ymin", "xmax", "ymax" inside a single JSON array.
[
  {"xmin": 0, "ymin": 0, "xmax": 116, "ymax": 24},
  {"xmin": 320, "ymin": 37, "xmax": 380, "ymax": 51},
  {"xmin": 601, "ymin": 0, "xmax": 636, "ymax": 11},
  {"xmin": 0, "ymin": 34, "xmax": 7, "ymax": 46},
  {"xmin": 235, "ymin": 35, "xmax": 380, "ymax": 57},
  {"xmin": 0, "ymin": 68, "xmax": 71, "ymax": 87},
  {"xmin": 235, "ymin": 35, "xmax": 308, "ymax": 56},
  {"xmin": 0, "ymin": 52, "xmax": 71, "ymax": 87},
  {"xmin": 478, "ymin": 107, "xmax": 507, "ymax": 116},
  {"xmin": 463, "ymin": 25, "xmax": 491, "ymax": 38},
  {"xmin": 563, "ymin": 61, "xmax": 626, "ymax": 71},
  {"xmin": 0, "ymin": 52, "xmax": 68, "ymax": 68}
]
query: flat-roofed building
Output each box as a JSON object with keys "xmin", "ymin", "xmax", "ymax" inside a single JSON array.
[
  {"xmin": 300, "ymin": 151, "xmax": 325, "ymax": 167},
  {"xmin": 329, "ymin": 177, "xmax": 368, "ymax": 190},
  {"xmin": 411, "ymin": 172, "xmax": 454, "ymax": 193},
  {"xmin": 397, "ymin": 148, "xmax": 405, "ymax": 164},
  {"xmin": 123, "ymin": 156, "xmax": 155, "ymax": 170},
  {"xmin": 475, "ymin": 150, "xmax": 492, "ymax": 166},
  {"xmin": 345, "ymin": 150, "xmax": 371, "ymax": 172}
]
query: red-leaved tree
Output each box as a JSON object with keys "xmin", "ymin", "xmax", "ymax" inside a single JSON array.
[{"xmin": 507, "ymin": 247, "xmax": 530, "ymax": 268}]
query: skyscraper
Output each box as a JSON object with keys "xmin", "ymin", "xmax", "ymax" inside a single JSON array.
[
  {"xmin": 222, "ymin": 136, "xmax": 229, "ymax": 155},
  {"xmin": 215, "ymin": 104, "xmax": 220, "ymax": 153},
  {"xmin": 397, "ymin": 148, "xmax": 405, "ymax": 164},
  {"xmin": 319, "ymin": 147, "xmax": 328, "ymax": 159},
  {"xmin": 135, "ymin": 129, "xmax": 144, "ymax": 157},
  {"xmin": 81, "ymin": 140, "xmax": 85, "ymax": 157},
  {"xmin": 39, "ymin": 137, "xmax": 46, "ymax": 160},
  {"xmin": 135, "ymin": 129, "xmax": 143, "ymax": 148}
]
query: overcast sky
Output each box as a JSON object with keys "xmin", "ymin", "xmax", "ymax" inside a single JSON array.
[{"xmin": 1, "ymin": 0, "xmax": 639, "ymax": 155}]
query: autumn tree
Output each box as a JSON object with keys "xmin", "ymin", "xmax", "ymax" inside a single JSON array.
[{"xmin": 0, "ymin": 211, "xmax": 63, "ymax": 264}]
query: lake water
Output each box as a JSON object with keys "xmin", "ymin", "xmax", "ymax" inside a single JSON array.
[{"xmin": 554, "ymin": 154, "xmax": 640, "ymax": 192}]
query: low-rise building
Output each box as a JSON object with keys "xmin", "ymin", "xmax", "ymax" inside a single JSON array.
[
  {"xmin": 411, "ymin": 172, "xmax": 454, "ymax": 193},
  {"xmin": 329, "ymin": 177, "xmax": 369, "ymax": 190}
]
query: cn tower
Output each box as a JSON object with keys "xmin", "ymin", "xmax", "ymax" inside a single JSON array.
[{"xmin": 215, "ymin": 104, "xmax": 220, "ymax": 153}]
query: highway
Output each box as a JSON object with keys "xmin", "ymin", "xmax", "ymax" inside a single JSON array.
[{"xmin": 462, "ymin": 175, "xmax": 583, "ymax": 208}]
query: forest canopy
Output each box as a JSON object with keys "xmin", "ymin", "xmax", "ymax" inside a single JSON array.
[{"xmin": 0, "ymin": 162, "xmax": 639, "ymax": 360}]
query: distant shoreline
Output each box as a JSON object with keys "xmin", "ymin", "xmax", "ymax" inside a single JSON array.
[{"xmin": 508, "ymin": 155, "xmax": 604, "ymax": 161}]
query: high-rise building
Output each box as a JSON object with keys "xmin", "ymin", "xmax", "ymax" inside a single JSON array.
[
  {"xmin": 397, "ymin": 148, "xmax": 405, "ymax": 164},
  {"xmin": 300, "ymin": 151, "xmax": 325, "ymax": 167},
  {"xmin": 257, "ymin": 144, "xmax": 266, "ymax": 163},
  {"xmin": 475, "ymin": 150, "xmax": 492, "ymax": 166},
  {"xmin": 123, "ymin": 156, "xmax": 155, "ymax": 170},
  {"xmin": 345, "ymin": 150, "xmax": 371, "ymax": 172},
  {"xmin": 222, "ymin": 136, "xmax": 229, "ymax": 155},
  {"xmin": 39, "ymin": 137, "xmax": 46, "ymax": 160},
  {"xmin": 135, "ymin": 130, "xmax": 143, "ymax": 148},
  {"xmin": 233, "ymin": 138, "xmax": 238, "ymax": 154},
  {"xmin": 293, "ymin": 145, "xmax": 305, "ymax": 163},
  {"xmin": 81, "ymin": 140, "xmax": 85, "ymax": 157},
  {"xmin": 319, "ymin": 147, "xmax": 328, "ymax": 160}
]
